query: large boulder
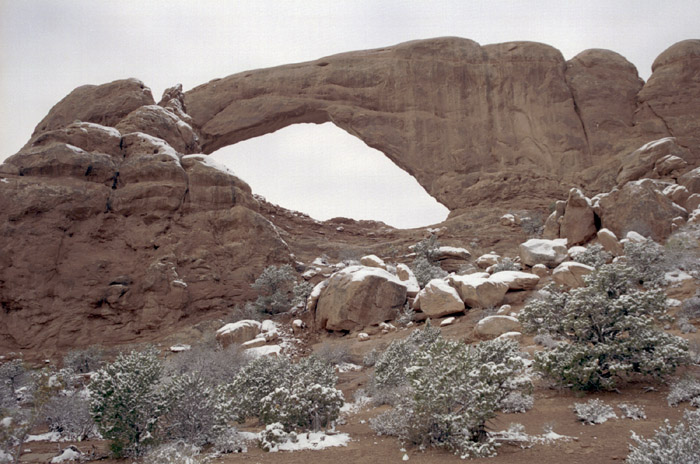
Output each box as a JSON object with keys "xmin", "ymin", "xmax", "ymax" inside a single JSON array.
[
  {"xmin": 595, "ymin": 178, "xmax": 688, "ymax": 242},
  {"xmin": 315, "ymin": 266, "xmax": 407, "ymax": 331},
  {"xmin": 552, "ymin": 261, "xmax": 595, "ymax": 288},
  {"xmin": 489, "ymin": 271, "xmax": 541, "ymax": 290},
  {"xmin": 679, "ymin": 167, "xmax": 700, "ymax": 194},
  {"xmin": 216, "ymin": 320, "xmax": 262, "ymax": 348},
  {"xmin": 447, "ymin": 274, "xmax": 508, "ymax": 308},
  {"xmin": 543, "ymin": 200, "xmax": 566, "ymax": 239},
  {"xmin": 519, "ymin": 238, "xmax": 568, "ymax": 267},
  {"xmin": 560, "ymin": 188, "xmax": 597, "ymax": 246},
  {"xmin": 415, "ymin": 279, "xmax": 464, "ymax": 317},
  {"xmin": 474, "ymin": 315, "xmax": 522, "ymax": 339},
  {"xmin": 616, "ymin": 137, "xmax": 692, "ymax": 185},
  {"xmin": 396, "ymin": 263, "xmax": 420, "ymax": 297},
  {"xmin": 597, "ymin": 228, "xmax": 623, "ymax": 256}
]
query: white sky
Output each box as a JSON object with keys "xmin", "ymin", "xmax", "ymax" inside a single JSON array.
[{"xmin": 1, "ymin": 0, "xmax": 698, "ymax": 228}]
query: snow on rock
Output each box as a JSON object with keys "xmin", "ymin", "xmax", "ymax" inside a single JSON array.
[
  {"xmin": 474, "ymin": 315, "xmax": 522, "ymax": 339},
  {"xmin": 440, "ymin": 316, "xmax": 456, "ymax": 327},
  {"xmin": 357, "ymin": 333, "xmax": 370, "ymax": 342},
  {"xmin": 360, "ymin": 254, "xmax": 387, "ymax": 269},
  {"xmin": 307, "ymin": 279, "xmax": 329, "ymax": 313},
  {"xmin": 519, "ymin": 238, "xmax": 568, "ymax": 267},
  {"xmin": 169, "ymin": 344, "xmax": 191, "ymax": 352},
  {"xmin": 437, "ymin": 246, "xmax": 471, "ymax": 260},
  {"xmin": 292, "ymin": 319, "xmax": 305, "ymax": 335},
  {"xmin": 131, "ymin": 132, "xmax": 180, "ymax": 162},
  {"xmin": 271, "ymin": 431, "xmax": 350, "ymax": 452},
  {"xmin": 242, "ymin": 337, "xmax": 267, "ymax": 349},
  {"xmin": 489, "ymin": 271, "xmax": 540, "ymax": 290},
  {"xmin": 337, "ymin": 362, "xmax": 362, "ymax": 373},
  {"xmin": 396, "ymin": 263, "xmax": 420, "ymax": 297},
  {"xmin": 597, "ymin": 228, "xmax": 623, "ymax": 256},
  {"xmin": 246, "ymin": 344, "xmax": 281, "ymax": 358},
  {"xmin": 567, "ymin": 246, "xmax": 587, "ymax": 259},
  {"xmin": 665, "ymin": 270, "xmax": 693, "ymax": 284},
  {"xmin": 416, "ymin": 279, "xmax": 464, "ymax": 317},
  {"xmin": 216, "ymin": 320, "xmax": 262, "ymax": 348},
  {"xmin": 26, "ymin": 431, "xmax": 61, "ymax": 442},
  {"xmin": 496, "ymin": 331, "xmax": 523, "ymax": 342},
  {"xmin": 625, "ymin": 231, "xmax": 647, "ymax": 243},
  {"xmin": 447, "ymin": 274, "xmax": 508, "ymax": 308},
  {"xmin": 50, "ymin": 446, "xmax": 82, "ymax": 463},
  {"xmin": 552, "ymin": 261, "xmax": 595, "ymax": 288},
  {"xmin": 476, "ymin": 253, "xmax": 500, "ymax": 269},
  {"xmin": 182, "ymin": 154, "xmax": 236, "ymax": 177}
]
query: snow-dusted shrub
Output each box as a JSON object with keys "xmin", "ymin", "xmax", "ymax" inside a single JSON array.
[
  {"xmin": 42, "ymin": 391, "xmax": 96, "ymax": 441},
  {"xmin": 627, "ymin": 409, "xmax": 700, "ymax": 464},
  {"xmin": 142, "ymin": 441, "xmax": 205, "ymax": 464},
  {"xmin": 491, "ymin": 258, "xmax": 521, "ymax": 273},
  {"xmin": 411, "ymin": 235, "xmax": 447, "ymax": 287},
  {"xmin": 314, "ymin": 343, "xmax": 351, "ymax": 366},
  {"xmin": 618, "ymin": 403, "xmax": 646, "ymax": 420},
  {"xmin": 664, "ymin": 225, "xmax": 700, "ymax": 275},
  {"xmin": 533, "ymin": 333, "xmax": 559, "ymax": 349},
  {"xmin": 259, "ymin": 422, "xmax": 286, "ymax": 452},
  {"xmin": 574, "ymin": 244, "xmax": 611, "ymax": 269},
  {"xmin": 0, "ymin": 360, "xmax": 26, "ymax": 400},
  {"xmin": 678, "ymin": 296, "xmax": 700, "ymax": 320},
  {"xmin": 370, "ymin": 323, "xmax": 441, "ymax": 404},
  {"xmin": 161, "ymin": 373, "xmax": 226, "ymax": 446},
  {"xmin": 362, "ymin": 348, "xmax": 380, "ymax": 367},
  {"xmin": 519, "ymin": 264, "xmax": 689, "ymax": 391},
  {"xmin": 395, "ymin": 302, "xmax": 415, "ymax": 327},
  {"xmin": 573, "ymin": 399, "xmax": 617, "ymax": 424},
  {"xmin": 623, "ymin": 240, "xmax": 667, "ymax": 287},
  {"xmin": 251, "ymin": 264, "xmax": 310, "ymax": 314},
  {"xmin": 88, "ymin": 348, "xmax": 168, "ymax": 457},
  {"xmin": 223, "ymin": 355, "xmax": 342, "ymax": 432},
  {"xmin": 211, "ymin": 428, "xmax": 246, "ymax": 454},
  {"xmin": 62, "ymin": 346, "xmax": 104, "ymax": 374},
  {"xmin": 500, "ymin": 392, "xmax": 534, "ymax": 414},
  {"xmin": 0, "ymin": 408, "xmax": 32, "ymax": 464},
  {"xmin": 667, "ymin": 376, "xmax": 700, "ymax": 407},
  {"xmin": 166, "ymin": 343, "xmax": 248, "ymax": 388},
  {"xmin": 228, "ymin": 302, "xmax": 262, "ymax": 322},
  {"xmin": 370, "ymin": 337, "xmax": 530, "ymax": 459},
  {"xmin": 520, "ymin": 213, "xmax": 544, "ymax": 237}
]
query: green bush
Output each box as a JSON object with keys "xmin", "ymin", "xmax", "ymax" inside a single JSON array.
[
  {"xmin": 370, "ymin": 330, "xmax": 530, "ymax": 459},
  {"xmin": 251, "ymin": 264, "xmax": 311, "ymax": 314},
  {"xmin": 88, "ymin": 349, "xmax": 168, "ymax": 457},
  {"xmin": 519, "ymin": 264, "xmax": 689, "ymax": 391}
]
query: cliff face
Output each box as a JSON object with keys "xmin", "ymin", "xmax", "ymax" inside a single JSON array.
[{"xmin": 0, "ymin": 38, "xmax": 698, "ymax": 353}]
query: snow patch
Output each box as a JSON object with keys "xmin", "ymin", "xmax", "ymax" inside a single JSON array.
[
  {"xmin": 182, "ymin": 154, "xmax": 237, "ymax": 177},
  {"xmin": 216, "ymin": 320, "xmax": 262, "ymax": 337},
  {"xmin": 246, "ymin": 344, "xmax": 282, "ymax": 358},
  {"xmin": 170, "ymin": 344, "xmax": 191, "ymax": 352},
  {"xmin": 78, "ymin": 122, "xmax": 121, "ymax": 138},
  {"xmin": 272, "ymin": 431, "xmax": 350, "ymax": 452},
  {"xmin": 638, "ymin": 137, "xmax": 675, "ymax": 151},
  {"xmin": 50, "ymin": 446, "xmax": 82, "ymax": 463},
  {"xmin": 340, "ymin": 265, "xmax": 406, "ymax": 287},
  {"xmin": 132, "ymin": 133, "xmax": 180, "ymax": 162},
  {"xmin": 171, "ymin": 279, "xmax": 187, "ymax": 288},
  {"xmin": 64, "ymin": 144, "xmax": 86, "ymax": 154},
  {"xmin": 665, "ymin": 270, "xmax": 693, "ymax": 283},
  {"xmin": 0, "ymin": 178, "xmax": 8, "ymax": 183},
  {"xmin": 26, "ymin": 431, "xmax": 61, "ymax": 442},
  {"xmin": 336, "ymin": 362, "xmax": 362, "ymax": 373}
]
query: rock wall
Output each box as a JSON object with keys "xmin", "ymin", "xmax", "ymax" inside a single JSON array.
[{"xmin": 0, "ymin": 37, "xmax": 699, "ymax": 352}]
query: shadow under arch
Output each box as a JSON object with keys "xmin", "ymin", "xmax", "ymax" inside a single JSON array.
[{"xmin": 209, "ymin": 122, "xmax": 449, "ymax": 229}]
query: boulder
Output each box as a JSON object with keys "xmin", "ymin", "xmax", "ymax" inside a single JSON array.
[
  {"xmin": 474, "ymin": 315, "xmax": 522, "ymax": 339},
  {"xmin": 596, "ymin": 178, "xmax": 688, "ymax": 242},
  {"xmin": 396, "ymin": 263, "xmax": 420, "ymax": 297},
  {"xmin": 655, "ymin": 155, "xmax": 688, "ymax": 177},
  {"xmin": 663, "ymin": 184, "xmax": 691, "ymax": 209},
  {"xmin": 597, "ymin": 228, "xmax": 623, "ymax": 256},
  {"xmin": 415, "ymin": 279, "xmax": 464, "ymax": 317},
  {"xmin": 560, "ymin": 188, "xmax": 597, "ymax": 246},
  {"xmin": 679, "ymin": 167, "xmax": 700, "ymax": 194},
  {"xmin": 531, "ymin": 264, "xmax": 549, "ymax": 278},
  {"xmin": 543, "ymin": 200, "xmax": 566, "ymax": 239},
  {"xmin": 489, "ymin": 271, "xmax": 540, "ymax": 290},
  {"xmin": 447, "ymin": 274, "xmax": 508, "ymax": 308},
  {"xmin": 519, "ymin": 238, "xmax": 568, "ymax": 267},
  {"xmin": 567, "ymin": 246, "xmax": 588, "ymax": 260},
  {"xmin": 440, "ymin": 317, "xmax": 456, "ymax": 327},
  {"xmin": 360, "ymin": 254, "xmax": 387, "ymax": 269},
  {"xmin": 686, "ymin": 194, "xmax": 700, "ymax": 212},
  {"xmin": 476, "ymin": 253, "xmax": 500, "ymax": 269},
  {"xmin": 617, "ymin": 137, "xmax": 692, "ymax": 185},
  {"xmin": 216, "ymin": 320, "xmax": 262, "ymax": 348},
  {"xmin": 437, "ymin": 246, "xmax": 471, "ymax": 260},
  {"xmin": 552, "ymin": 261, "xmax": 595, "ymax": 288},
  {"xmin": 315, "ymin": 265, "xmax": 407, "ymax": 331}
]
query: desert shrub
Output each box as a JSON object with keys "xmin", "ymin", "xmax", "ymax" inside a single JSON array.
[
  {"xmin": 166, "ymin": 343, "xmax": 248, "ymax": 388},
  {"xmin": 664, "ymin": 225, "xmax": 700, "ymax": 276},
  {"xmin": 618, "ymin": 403, "xmax": 646, "ymax": 420},
  {"xmin": 228, "ymin": 302, "xmax": 263, "ymax": 322},
  {"xmin": 362, "ymin": 348, "xmax": 380, "ymax": 367},
  {"xmin": 160, "ymin": 373, "xmax": 226, "ymax": 446},
  {"xmin": 667, "ymin": 376, "xmax": 700, "ymax": 407},
  {"xmin": 411, "ymin": 235, "xmax": 447, "ymax": 287},
  {"xmin": 0, "ymin": 407, "xmax": 33, "ymax": 464},
  {"xmin": 222, "ymin": 355, "xmax": 342, "ymax": 432},
  {"xmin": 623, "ymin": 240, "xmax": 667, "ymax": 287},
  {"xmin": 678, "ymin": 296, "xmax": 700, "ymax": 320},
  {"xmin": 0, "ymin": 360, "xmax": 26, "ymax": 400},
  {"xmin": 314, "ymin": 343, "xmax": 351, "ymax": 366},
  {"xmin": 520, "ymin": 213, "xmax": 544, "ymax": 237},
  {"xmin": 62, "ymin": 346, "xmax": 104, "ymax": 374},
  {"xmin": 88, "ymin": 348, "xmax": 169, "ymax": 457},
  {"xmin": 491, "ymin": 257, "xmax": 521, "ymax": 273},
  {"xmin": 395, "ymin": 302, "xmax": 415, "ymax": 327},
  {"xmin": 370, "ymin": 335, "xmax": 530, "ymax": 459},
  {"xmin": 627, "ymin": 409, "xmax": 700, "ymax": 464},
  {"xmin": 211, "ymin": 427, "xmax": 246, "ymax": 454},
  {"xmin": 251, "ymin": 264, "xmax": 310, "ymax": 314},
  {"xmin": 142, "ymin": 441, "xmax": 206, "ymax": 464},
  {"xmin": 500, "ymin": 391, "xmax": 534, "ymax": 414},
  {"xmin": 519, "ymin": 263, "xmax": 689, "ymax": 391},
  {"xmin": 42, "ymin": 391, "xmax": 96, "ymax": 441},
  {"xmin": 573, "ymin": 399, "xmax": 617, "ymax": 424},
  {"xmin": 574, "ymin": 244, "xmax": 611, "ymax": 269}
]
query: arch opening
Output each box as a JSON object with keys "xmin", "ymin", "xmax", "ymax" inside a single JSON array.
[{"xmin": 209, "ymin": 122, "xmax": 449, "ymax": 229}]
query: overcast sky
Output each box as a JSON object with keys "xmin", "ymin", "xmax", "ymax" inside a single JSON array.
[{"xmin": 1, "ymin": 1, "xmax": 697, "ymax": 228}]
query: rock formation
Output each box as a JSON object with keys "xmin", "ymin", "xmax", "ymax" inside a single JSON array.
[{"xmin": 0, "ymin": 37, "xmax": 699, "ymax": 353}]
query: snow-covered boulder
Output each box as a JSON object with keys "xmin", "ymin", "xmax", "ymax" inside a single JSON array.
[
  {"xmin": 519, "ymin": 238, "xmax": 568, "ymax": 267},
  {"xmin": 560, "ymin": 188, "xmax": 596, "ymax": 246},
  {"xmin": 306, "ymin": 279, "xmax": 329, "ymax": 313},
  {"xmin": 437, "ymin": 246, "xmax": 471, "ymax": 260},
  {"xmin": 552, "ymin": 261, "xmax": 595, "ymax": 288},
  {"xmin": 360, "ymin": 254, "xmax": 387, "ymax": 269},
  {"xmin": 531, "ymin": 264, "xmax": 549, "ymax": 278},
  {"xmin": 440, "ymin": 316, "xmax": 456, "ymax": 327},
  {"xmin": 315, "ymin": 265, "xmax": 407, "ymax": 331},
  {"xmin": 496, "ymin": 331, "xmax": 523, "ymax": 343},
  {"xmin": 567, "ymin": 246, "xmax": 587, "ymax": 260},
  {"xmin": 292, "ymin": 319, "xmax": 305, "ymax": 334},
  {"xmin": 597, "ymin": 228, "xmax": 623, "ymax": 256},
  {"xmin": 447, "ymin": 274, "xmax": 508, "ymax": 309},
  {"xmin": 489, "ymin": 271, "xmax": 540, "ymax": 290},
  {"xmin": 216, "ymin": 320, "xmax": 262, "ymax": 348},
  {"xmin": 476, "ymin": 253, "xmax": 500, "ymax": 269},
  {"xmin": 247, "ymin": 345, "xmax": 282, "ymax": 358},
  {"xmin": 415, "ymin": 279, "xmax": 464, "ymax": 317},
  {"xmin": 474, "ymin": 315, "xmax": 522, "ymax": 339},
  {"xmin": 396, "ymin": 263, "xmax": 420, "ymax": 297}
]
